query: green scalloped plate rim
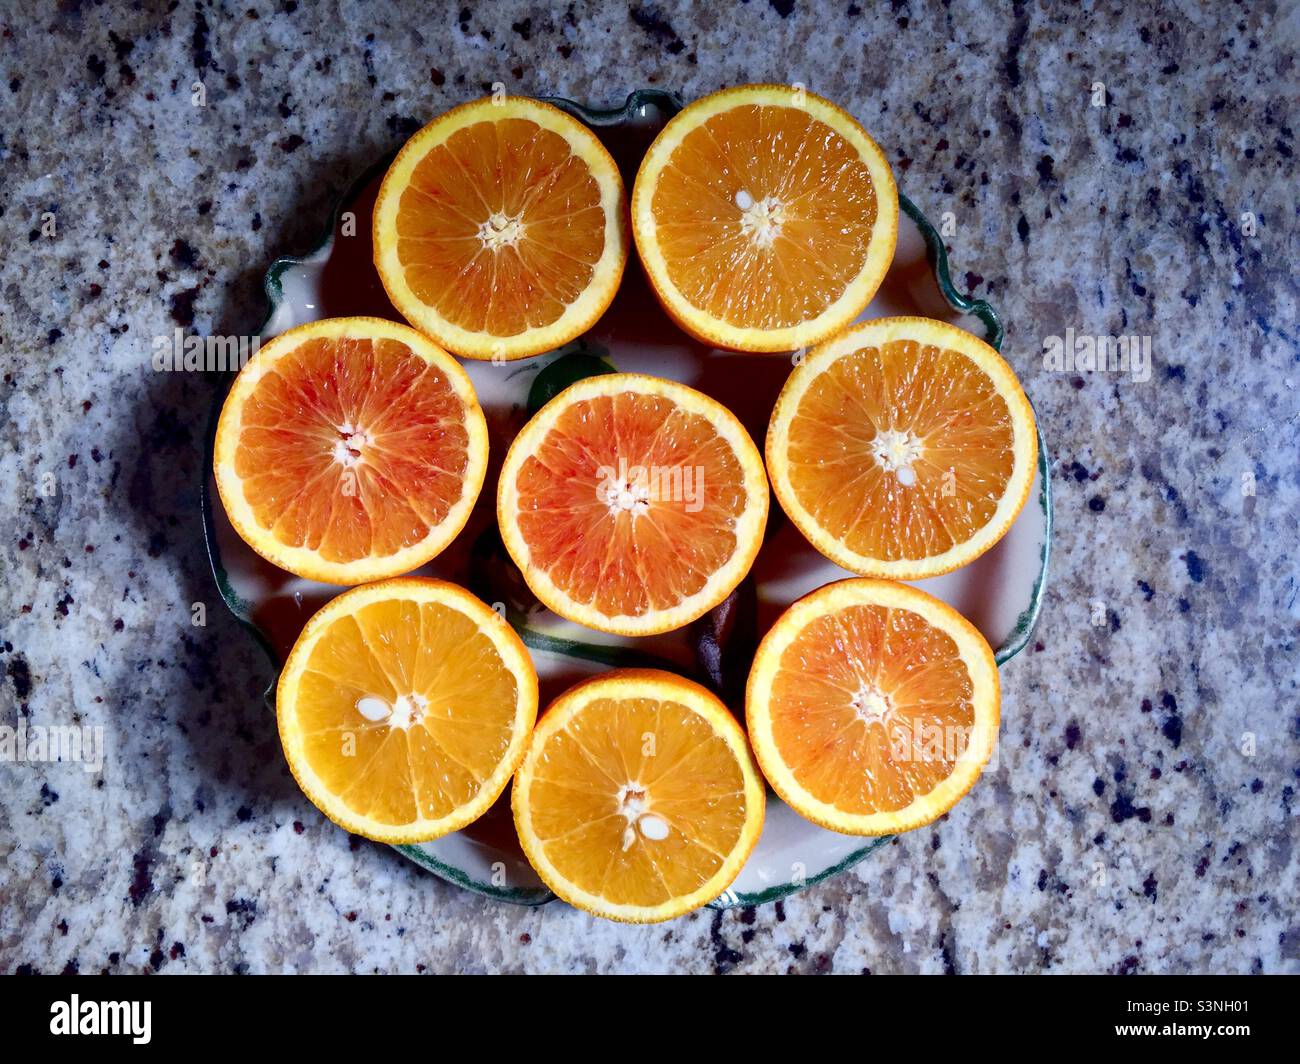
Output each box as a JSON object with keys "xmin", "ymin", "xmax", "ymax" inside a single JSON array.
[{"xmin": 199, "ymin": 88, "xmax": 1052, "ymax": 912}]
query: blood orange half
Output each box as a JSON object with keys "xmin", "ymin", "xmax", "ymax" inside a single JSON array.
[
  {"xmin": 213, "ymin": 317, "xmax": 488, "ymax": 584},
  {"xmin": 746, "ymin": 578, "xmax": 999, "ymax": 835},
  {"xmin": 496, "ymin": 374, "xmax": 769, "ymax": 636}
]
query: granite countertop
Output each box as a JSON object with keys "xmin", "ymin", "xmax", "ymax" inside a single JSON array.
[{"xmin": 2, "ymin": 1, "xmax": 1296, "ymax": 974}]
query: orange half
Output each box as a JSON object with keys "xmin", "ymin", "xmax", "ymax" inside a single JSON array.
[
  {"xmin": 213, "ymin": 317, "xmax": 488, "ymax": 584},
  {"xmin": 746, "ymin": 579, "xmax": 999, "ymax": 835},
  {"xmin": 496, "ymin": 373, "xmax": 769, "ymax": 636},
  {"xmin": 373, "ymin": 96, "xmax": 628, "ymax": 360},
  {"xmin": 767, "ymin": 316, "xmax": 1038, "ymax": 579},
  {"xmin": 633, "ymin": 84, "xmax": 898, "ymax": 352},
  {"xmin": 277, "ymin": 578, "xmax": 538, "ymax": 843},
  {"xmin": 512, "ymin": 669, "xmax": 765, "ymax": 922}
]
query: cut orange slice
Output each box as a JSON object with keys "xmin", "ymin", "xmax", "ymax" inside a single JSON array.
[
  {"xmin": 373, "ymin": 96, "xmax": 628, "ymax": 361},
  {"xmin": 747, "ymin": 579, "xmax": 999, "ymax": 835},
  {"xmin": 512, "ymin": 669, "xmax": 765, "ymax": 922},
  {"xmin": 767, "ymin": 316, "xmax": 1038, "ymax": 579},
  {"xmin": 277, "ymin": 578, "xmax": 538, "ymax": 843},
  {"xmin": 496, "ymin": 373, "xmax": 769, "ymax": 636},
  {"xmin": 632, "ymin": 83, "xmax": 898, "ymax": 352},
  {"xmin": 214, "ymin": 317, "xmax": 488, "ymax": 584}
]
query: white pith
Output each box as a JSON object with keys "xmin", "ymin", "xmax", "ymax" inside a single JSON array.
[
  {"xmin": 602, "ymin": 473, "xmax": 652, "ymax": 518},
  {"xmin": 870, "ymin": 427, "xmax": 924, "ymax": 485},
  {"xmin": 851, "ymin": 683, "xmax": 893, "ymax": 725},
  {"xmin": 476, "ymin": 211, "xmax": 525, "ymax": 250},
  {"xmin": 354, "ymin": 692, "xmax": 430, "ymax": 730},
  {"xmin": 332, "ymin": 422, "xmax": 371, "ymax": 468},
  {"xmin": 737, "ymin": 191, "xmax": 785, "ymax": 248},
  {"xmin": 615, "ymin": 781, "xmax": 671, "ymax": 851}
]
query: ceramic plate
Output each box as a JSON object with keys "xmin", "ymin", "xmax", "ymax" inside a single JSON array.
[{"xmin": 201, "ymin": 90, "xmax": 1052, "ymax": 909}]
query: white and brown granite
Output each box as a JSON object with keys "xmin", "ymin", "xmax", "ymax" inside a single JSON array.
[{"xmin": 0, "ymin": 0, "xmax": 1296, "ymax": 974}]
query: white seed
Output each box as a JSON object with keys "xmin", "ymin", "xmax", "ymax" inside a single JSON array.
[
  {"xmin": 621, "ymin": 825, "xmax": 637, "ymax": 852},
  {"xmin": 638, "ymin": 814, "xmax": 669, "ymax": 841},
  {"xmin": 356, "ymin": 696, "xmax": 390, "ymax": 722},
  {"xmin": 735, "ymin": 189, "xmax": 754, "ymax": 210}
]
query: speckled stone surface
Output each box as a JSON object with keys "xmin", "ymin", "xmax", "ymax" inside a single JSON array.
[{"xmin": 2, "ymin": 0, "xmax": 1297, "ymax": 974}]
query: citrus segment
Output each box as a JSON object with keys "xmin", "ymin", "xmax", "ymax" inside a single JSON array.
[
  {"xmin": 767, "ymin": 316, "xmax": 1037, "ymax": 579},
  {"xmin": 277, "ymin": 578, "xmax": 538, "ymax": 843},
  {"xmin": 746, "ymin": 579, "xmax": 999, "ymax": 835},
  {"xmin": 496, "ymin": 374, "xmax": 769, "ymax": 635},
  {"xmin": 632, "ymin": 84, "xmax": 898, "ymax": 352},
  {"xmin": 512, "ymin": 669, "xmax": 765, "ymax": 922},
  {"xmin": 374, "ymin": 96, "xmax": 628, "ymax": 360},
  {"xmin": 214, "ymin": 317, "xmax": 488, "ymax": 584}
]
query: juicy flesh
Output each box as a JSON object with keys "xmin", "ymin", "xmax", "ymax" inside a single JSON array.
[
  {"xmin": 514, "ymin": 392, "xmax": 749, "ymax": 618},
  {"xmin": 787, "ymin": 340, "xmax": 1016, "ymax": 561},
  {"xmin": 294, "ymin": 599, "xmax": 520, "ymax": 826},
  {"xmin": 234, "ymin": 337, "xmax": 471, "ymax": 562},
  {"xmin": 770, "ymin": 605, "xmax": 974, "ymax": 813},
  {"xmin": 396, "ymin": 117, "xmax": 605, "ymax": 336},
  {"xmin": 526, "ymin": 696, "xmax": 748, "ymax": 907},
  {"xmin": 651, "ymin": 103, "xmax": 878, "ymax": 329}
]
